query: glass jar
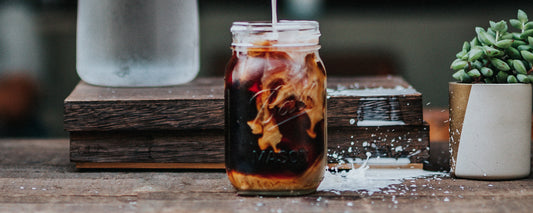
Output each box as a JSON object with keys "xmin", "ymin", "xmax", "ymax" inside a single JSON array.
[
  {"xmin": 76, "ymin": 0, "xmax": 199, "ymax": 87},
  {"xmin": 225, "ymin": 21, "xmax": 326, "ymax": 196}
]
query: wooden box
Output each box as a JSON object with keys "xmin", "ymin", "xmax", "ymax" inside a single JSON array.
[{"xmin": 64, "ymin": 76, "xmax": 429, "ymax": 169}]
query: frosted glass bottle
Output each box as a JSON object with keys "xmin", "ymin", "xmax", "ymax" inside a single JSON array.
[{"xmin": 76, "ymin": 0, "xmax": 199, "ymax": 87}]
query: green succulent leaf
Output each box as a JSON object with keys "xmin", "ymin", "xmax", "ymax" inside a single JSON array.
[
  {"xmin": 470, "ymin": 37, "xmax": 480, "ymax": 47},
  {"xmin": 513, "ymin": 59, "xmax": 528, "ymax": 74},
  {"xmin": 462, "ymin": 41, "xmax": 471, "ymax": 52},
  {"xmin": 521, "ymin": 50, "xmax": 533, "ymax": 63},
  {"xmin": 520, "ymin": 29, "xmax": 533, "ymax": 39},
  {"xmin": 496, "ymin": 71, "xmax": 509, "ymax": 82},
  {"xmin": 518, "ymin": 9, "xmax": 528, "ymax": 23},
  {"xmin": 483, "ymin": 46, "xmax": 503, "ymax": 57},
  {"xmin": 507, "ymin": 75, "xmax": 518, "ymax": 83},
  {"xmin": 456, "ymin": 50, "xmax": 467, "ymax": 59},
  {"xmin": 512, "ymin": 40, "xmax": 527, "ymax": 47},
  {"xmin": 452, "ymin": 70, "xmax": 472, "ymax": 82},
  {"xmin": 478, "ymin": 31, "xmax": 496, "ymax": 45},
  {"xmin": 517, "ymin": 74, "xmax": 530, "ymax": 83},
  {"xmin": 469, "ymin": 47, "xmax": 484, "ymax": 61},
  {"xmin": 475, "ymin": 27, "xmax": 486, "ymax": 35},
  {"xmin": 525, "ymin": 22, "xmax": 533, "ymax": 30},
  {"xmin": 506, "ymin": 46, "xmax": 522, "ymax": 59},
  {"xmin": 528, "ymin": 75, "xmax": 533, "ymax": 82},
  {"xmin": 518, "ymin": 45, "xmax": 533, "ymax": 51},
  {"xmin": 510, "ymin": 19, "xmax": 522, "ymax": 29},
  {"xmin": 467, "ymin": 69, "xmax": 481, "ymax": 78},
  {"xmin": 484, "ymin": 78, "xmax": 494, "ymax": 83},
  {"xmin": 487, "ymin": 28, "xmax": 497, "ymax": 37},
  {"xmin": 512, "ymin": 32, "xmax": 523, "ymax": 40},
  {"xmin": 491, "ymin": 20, "xmax": 508, "ymax": 33},
  {"xmin": 480, "ymin": 67, "xmax": 494, "ymax": 77},
  {"xmin": 495, "ymin": 39, "xmax": 513, "ymax": 48},
  {"xmin": 529, "ymin": 37, "xmax": 533, "ymax": 45},
  {"xmin": 501, "ymin": 33, "xmax": 514, "ymax": 40},
  {"xmin": 451, "ymin": 59, "xmax": 468, "ymax": 70},
  {"xmin": 473, "ymin": 60, "xmax": 483, "ymax": 69},
  {"xmin": 489, "ymin": 21, "xmax": 497, "ymax": 29},
  {"xmin": 491, "ymin": 58, "xmax": 511, "ymax": 71}
]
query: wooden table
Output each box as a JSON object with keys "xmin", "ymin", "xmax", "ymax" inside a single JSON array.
[{"xmin": 1, "ymin": 139, "xmax": 532, "ymax": 212}]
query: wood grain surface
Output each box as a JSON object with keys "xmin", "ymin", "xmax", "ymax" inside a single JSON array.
[
  {"xmin": 64, "ymin": 76, "xmax": 423, "ymax": 131},
  {"xmin": 69, "ymin": 124, "xmax": 428, "ymax": 165},
  {"xmin": 1, "ymin": 139, "xmax": 532, "ymax": 213}
]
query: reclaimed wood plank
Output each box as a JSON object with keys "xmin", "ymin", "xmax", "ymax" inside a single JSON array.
[
  {"xmin": 64, "ymin": 76, "xmax": 423, "ymax": 131},
  {"xmin": 70, "ymin": 124, "xmax": 428, "ymax": 165}
]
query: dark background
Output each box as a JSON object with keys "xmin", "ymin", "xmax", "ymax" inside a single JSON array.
[{"xmin": 2, "ymin": 0, "xmax": 532, "ymax": 137}]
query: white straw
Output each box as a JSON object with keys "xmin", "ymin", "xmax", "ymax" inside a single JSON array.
[{"xmin": 271, "ymin": 0, "xmax": 278, "ymax": 39}]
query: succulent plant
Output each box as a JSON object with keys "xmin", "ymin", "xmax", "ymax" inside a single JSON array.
[{"xmin": 451, "ymin": 9, "xmax": 533, "ymax": 83}]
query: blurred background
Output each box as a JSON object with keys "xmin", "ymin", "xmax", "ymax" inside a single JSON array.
[{"xmin": 1, "ymin": 0, "xmax": 532, "ymax": 138}]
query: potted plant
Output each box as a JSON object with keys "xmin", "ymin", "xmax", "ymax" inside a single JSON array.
[{"xmin": 449, "ymin": 9, "xmax": 532, "ymax": 180}]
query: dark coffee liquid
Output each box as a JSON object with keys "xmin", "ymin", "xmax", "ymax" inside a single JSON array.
[{"xmin": 225, "ymin": 49, "xmax": 326, "ymax": 181}]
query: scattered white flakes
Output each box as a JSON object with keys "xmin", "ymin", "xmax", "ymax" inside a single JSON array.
[
  {"xmin": 488, "ymin": 184, "xmax": 494, "ymax": 187},
  {"xmin": 31, "ymin": 187, "xmax": 36, "ymax": 190},
  {"xmin": 362, "ymin": 142, "xmax": 369, "ymax": 147},
  {"xmin": 347, "ymin": 202, "xmax": 354, "ymax": 206},
  {"xmin": 256, "ymin": 202, "xmax": 264, "ymax": 207},
  {"xmin": 349, "ymin": 119, "xmax": 356, "ymax": 125},
  {"xmin": 20, "ymin": 186, "xmax": 24, "ymax": 190},
  {"xmin": 395, "ymin": 146, "xmax": 403, "ymax": 152},
  {"xmin": 443, "ymin": 197, "xmax": 450, "ymax": 202}
]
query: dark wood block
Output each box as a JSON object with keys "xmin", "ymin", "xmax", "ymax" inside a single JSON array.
[
  {"xmin": 64, "ymin": 76, "xmax": 423, "ymax": 131},
  {"xmin": 66, "ymin": 76, "xmax": 427, "ymax": 168},
  {"xmin": 70, "ymin": 130, "xmax": 224, "ymax": 163},
  {"xmin": 70, "ymin": 125, "xmax": 429, "ymax": 165}
]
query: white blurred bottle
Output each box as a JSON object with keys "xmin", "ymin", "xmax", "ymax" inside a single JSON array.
[{"xmin": 76, "ymin": 0, "xmax": 199, "ymax": 87}]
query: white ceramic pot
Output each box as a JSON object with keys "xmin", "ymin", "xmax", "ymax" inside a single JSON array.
[{"xmin": 449, "ymin": 82, "xmax": 531, "ymax": 180}]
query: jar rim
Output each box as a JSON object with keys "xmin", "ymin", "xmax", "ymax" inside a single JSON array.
[
  {"xmin": 231, "ymin": 20, "xmax": 320, "ymax": 47},
  {"xmin": 231, "ymin": 20, "xmax": 319, "ymax": 34}
]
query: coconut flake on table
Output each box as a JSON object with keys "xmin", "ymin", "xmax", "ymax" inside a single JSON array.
[{"xmin": 327, "ymin": 85, "xmax": 418, "ymax": 97}]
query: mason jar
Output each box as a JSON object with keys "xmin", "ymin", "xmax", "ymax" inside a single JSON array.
[{"xmin": 225, "ymin": 21, "xmax": 327, "ymax": 196}]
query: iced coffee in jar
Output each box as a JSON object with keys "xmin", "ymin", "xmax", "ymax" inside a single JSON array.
[{"xmin": 225, "ymin": 21, "xmax": 326, "ymax": 196}]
